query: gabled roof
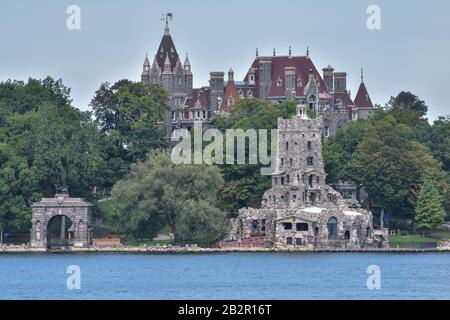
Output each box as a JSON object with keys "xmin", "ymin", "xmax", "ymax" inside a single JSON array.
[
  {"xmin": 244, "ymin": 56, "xmax": 329, "ymax": 98},
  {"xmin": 220, "ymin": 69, "xmax": 239, "ymax": 112},
  {"xmin": 354, "ymin": 82, "xmax": 373, "ymax": 109},
  {"xmin": 155, "ymin": 27, "xmax": 179, "ymax": 71}
]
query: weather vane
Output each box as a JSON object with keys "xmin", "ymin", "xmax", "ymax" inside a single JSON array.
[{"xmin": 161, "ymin": 13, "xmax": 174, "ymax": 25}]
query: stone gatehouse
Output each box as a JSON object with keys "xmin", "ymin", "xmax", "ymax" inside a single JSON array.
[
  {"xmin": 30, "ymin": 193, "xmax": 93, "ymax": 249},
  {"xmin": 231, "ymin": 104, "xmax": 388, "ymax": 249}
]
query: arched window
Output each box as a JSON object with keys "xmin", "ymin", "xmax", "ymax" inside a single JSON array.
[
  {"xmin": 327, "ymin": 217, "xmax": 338, "ymax": 240},
  {"xmin": 307, "ymin": 141, "xmax": 312, "ymax": 150}
]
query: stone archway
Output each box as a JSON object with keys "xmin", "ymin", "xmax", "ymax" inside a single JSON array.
[
  {"xmin": 46, "ymin": 215, "xmax": 74, "ymax": 249},
  {"xmin": 30, "ymin": 193, "xmax": 92, "ymax": 249}
]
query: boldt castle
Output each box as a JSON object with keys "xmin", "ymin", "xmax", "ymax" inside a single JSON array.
[
  {"xmin": 140, "ymin": 18, "xmax": 375, "ymax": 139},
  {"xmin": 138, "ymin": 17, "xmax": 387, "ymax": 249}
]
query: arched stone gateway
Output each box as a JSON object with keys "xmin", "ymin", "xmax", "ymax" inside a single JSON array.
[{"xmin": 30, "ymin": 193, "xmax": 93, "ymax": 249}]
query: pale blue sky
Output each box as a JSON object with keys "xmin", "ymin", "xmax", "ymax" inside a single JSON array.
[{"xmin": 0, "ymin": 0, "xmax": 449, "ymax": 120}]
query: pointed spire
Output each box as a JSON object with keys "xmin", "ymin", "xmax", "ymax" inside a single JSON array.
[
  {"xmin": 228, "ymin": 68, "xmax": 234, "ymax": 81},
  {"xmin": 184, "ymin": 53, "xmax": 191, "ymax": 74},
  {"xmin": 289, "ymin": 46, "xmax": 292, "ymax": 56},
  {"xmin": 361, "ymin": 67, "xmax": 364, "ymax": 83},
  {"xmin": 256, "ymin": 48, "xmax": 259, "ymax": 58},
  {"xmin": 143, "ymin": 53, "xmax": 150, "ymax": 66},
  {"xmin": 273, "ymin": 48, "xmax": 276, "ymax": 56},
  {"xmin": 306, "ymin": 46, "xmax": 310, "ymax": 57},
  {"xmin": 163, "ymin": 53, "xmax": 171, "ymax": 72}
]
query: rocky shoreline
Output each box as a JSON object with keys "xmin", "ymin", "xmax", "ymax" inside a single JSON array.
[{"xmin": 1, "ymin": 245, "xmax": 450, "ymax": 254}]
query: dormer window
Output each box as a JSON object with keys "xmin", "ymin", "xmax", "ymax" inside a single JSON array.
[
  {"xmin": 227, "ymin": 97, "xmax": 234, "ymax": 107},
  {"xmin": 247, "ymin": 90, "xmax": 253, "ymax": 98},
  {"xmin": 276, "ymin": 78, "xmax": 283, "ymax": 87}
]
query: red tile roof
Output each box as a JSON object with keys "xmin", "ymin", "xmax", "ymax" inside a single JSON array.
[
  {"xmin": 186, "ymin": 88, "xmax": 210, "ymax": 108},
  {"xmin": 244, "ymin": 56, "xmax": 329, "ymax": 98},
  {"xmin": 354, "ymin": 82, "xmax": 373, "ymax": 109},
  {"xmin": 220, "ymin": 75, "xmax": 239, "ymax": 112},
  {"xmin": 333, "ymin": 92, "xmax": 354, "ymax": 108},
  {"xmin": 155, "ymin": 33, "xmax": 179, "ymax": 71}
]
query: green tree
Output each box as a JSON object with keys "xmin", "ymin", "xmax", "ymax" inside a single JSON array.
[
  {"xmin": 323, "ymin": 119, "xmax": 369, "ymax": 183},
  {"xmin": 350, "ymin": 110, "xmax": 448, "ymax": 223},
  {"xmin": 415, "ymin": 179, "xmax": 446, "ymax": 232},
  {"xmin": 111, "ymin": 150, "xmax": 227, "ymax": 245},
  {"xmin": 90, "ymin": 80, "xmax": 169, "ymax": 163},
  {"xmin": 214, "ymin": 99, "xmax": 297, "ymax": 215},
  {"xmin": 0, "ymin": 77, "xmax": 103, "ymax": 198},
  {"xmin": 0, "ymin": 143, "xmax": 40, "ymax": 233},
  {"xmin": 427, "ymin": 116, "xmax": 450, "ymax": 172}
]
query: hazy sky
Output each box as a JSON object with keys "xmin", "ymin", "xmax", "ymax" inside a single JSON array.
[{"xmin": 1, "ymin": 0, "xmax": 449, "ymax": 120}]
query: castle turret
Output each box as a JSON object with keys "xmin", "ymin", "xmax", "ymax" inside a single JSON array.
[
  {"xmin": 141, "ymin": 54, "xmax": 151, "ymax": 83},
  {"xmin": 184, "ymin": 53, "xmax": 193, "ymax": 97}
]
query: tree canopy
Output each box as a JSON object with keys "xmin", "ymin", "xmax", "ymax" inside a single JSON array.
[{"xmin": 111, "ymin": 150, "xmax": 228, "ymax": 245}]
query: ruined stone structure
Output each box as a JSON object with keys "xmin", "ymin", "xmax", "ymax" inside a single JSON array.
[
  {"xmin": 140, "ymin": 18, "xmax": 375, "ymax": 140},
  {"xmin": 30, "ymin": 193, "xmax": 93, "ymax": 249},
  {"xmin": 231, "ymin": 105, "xmax": 387, "ymax": 249}
]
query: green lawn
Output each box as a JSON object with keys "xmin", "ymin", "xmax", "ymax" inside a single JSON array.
[{"xmin": 389, "ymin": 235, "xmax": 437, "ymax": 248}]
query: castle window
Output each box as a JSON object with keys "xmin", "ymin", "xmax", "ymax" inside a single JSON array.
[
  {"xmin": 276, "ymin": 78, "xmax": 283, "ymax": 87},
  {"xmin": 287, "ymin": 237, "xmax": 293, "ymax": 245},
  {"xmin": 325, "ymin": 126, "xmax": 330, "ymax": 137},
  {"xmin": 283, "ymin": 223, "xmax": 292, "ymax": 230},
  {"xmin": 252, "ymin": 220, "xmax": 258, "ymax": 231},
  {"xmin": 290, "ymin": 158, "xmax": 293, "ymax": 166},
  {"xmin": 202, "ymin": 111, "xmax": 206, "ymax": 119},
  {"xmin": 292, "ymin": 194, "xmax": 296, "ymax": 202},
  {"xmin": 281, "ymin": 158, "xmax": 284, "ymax": 166},
  {"xmin": 286, "ymin": 175, "xmax": 290, "ymax": 184},
  {"xmin": 261, "ymin": 219, "xmax": 266, "ymax": 232},
  {"xmin": 295, "ymin": 238, "xmax": 302, "ymax": 246},
  {"xmin": 296, "ymin": 223, "xmax": 308, "ymax": 231},
  {"xmin": 281, "ymin": 177, "xmax": 285, "ymax": 185},
  {"xmin": 286, "ymin": 141, "xmax": 289, "ymax": 150},
  {"xmin": 345, "ymin": 230, "xmax": 350, "ymax": 240},
  {"xmin": 327, "ymin": 217, "xmax": 338, "ymax": 240},
  {"xmin": 367, "ymin": 227, "xmax": 371, "ymax": 237},
  {"xmin": 307, "ymin": 157, "xmax": 314, "ymax": 166},
  {"xmin": 247, "ymin": 90, "xmax": 253, "ymax": 97},
  {"xmin": 307, "ymin": 141, "xmax": 312, "ymax": 150}
]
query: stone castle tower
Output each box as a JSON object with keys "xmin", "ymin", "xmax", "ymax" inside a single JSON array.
[
  {"xmin": 232, "ymin": 105, "xmax": 388, "ymax": 249},
  {"xmin": 141, "ymin": 19, "xmax": 193, "ymax": 116},
  {"xmin": 265, "ymin": 104, "xmax": 328, "ymax": 209}
]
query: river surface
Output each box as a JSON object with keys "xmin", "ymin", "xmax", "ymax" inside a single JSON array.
[{"xmin": 0, "ymin": 252, "xmax": 449, "ymax": 300}]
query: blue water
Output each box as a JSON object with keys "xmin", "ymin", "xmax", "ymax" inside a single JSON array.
[{"xmin": 0, "ymin": 252, "xmax": 449, "ymax": 300}]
